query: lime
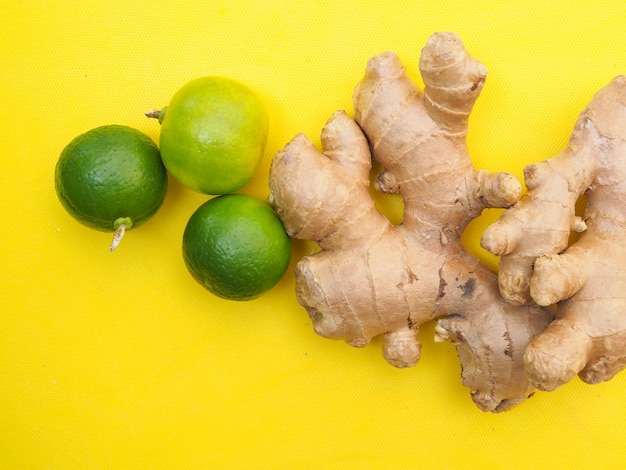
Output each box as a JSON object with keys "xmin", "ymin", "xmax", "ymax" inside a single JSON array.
[
  {"xmin": 182, "ymin": 194, "xmax": 291, "ymax": 301},
  {"xmin": 149, "ymin": 76, "xmax": 269, "ymax": 195},
  {"xmin": 55, "ymin": 125, "xmax": 168, "ymax": 251}
]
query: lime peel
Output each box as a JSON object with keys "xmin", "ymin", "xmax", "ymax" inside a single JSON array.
[
  {"xmin": 55, "ymin": 125, "xmax": 167, "ymax": 252},
  {"xmin": 182, "ymin": 194, "xmax": 291, "ymax": 301},
  {"xmin": 152, "ymin": 76, "xmax": 269, "ymax": 195}
]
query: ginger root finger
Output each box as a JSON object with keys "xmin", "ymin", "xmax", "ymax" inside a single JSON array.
[
  {"xmin": 523, "ymin": 320, "xmax": 592, "ymax": 392},
  {"xmin": 464, "ymin": 170, "xmax": 522, "ymax": 211},
  {"xmin": 485, "ymin": 75, "xmax": 626, "ymax": 391},
  {"xmin": 526, "ymin": 231, "xmax": 626, "ymax": 390},
  {"xmin": 530, "ymin": 247, "xmax": 590, "ymax": 307},
  {"xmin": 419, "ymin": 31, "xmax": 488, "ymax": 133},
  {"xmin": 270, "ymin": 111, "xmax": 382, "ymax": 248},
  {"xmin": 493, "ymin": 255, "xmax": 536, "ymax": 306},
  {"xmin": 436, "ymin": 298, "xmax": 550, "ymax": 412},
  {"xmin": 481, "ymin": 190, "xmax": 583, "ymax": 304},
  {"xmin": 383, "ymin": 327, "xmax": 421, "ymax": 368}
]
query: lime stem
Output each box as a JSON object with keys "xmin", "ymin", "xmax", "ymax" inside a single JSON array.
[
  {"xmin": 109, "ymin": 223, "xmax": 127, "ymax": 252},
  {"xmin": 144, "ymin": 109, "xmax": 161, "ymax": 119},
  {"xmin": 145, "ymin": 107, "xmax": 167, "ymax": 124}
]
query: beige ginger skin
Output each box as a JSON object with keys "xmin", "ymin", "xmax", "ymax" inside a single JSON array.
[
  {"xmin": 482, "ymin": 76, "xmax": 626, "ymax": 391},
  {"xmin": 269, "ymin": 32, "xmax": 552, "ymax": 412}
]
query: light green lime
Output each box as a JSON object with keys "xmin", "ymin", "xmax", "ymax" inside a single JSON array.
[
  {"xmin": 182, "ymin": 194, "xmax": 291, "ymax": 301},
  {"xmin": 155, "ymin": 76, "xmax": 269, "ymax": 195}
]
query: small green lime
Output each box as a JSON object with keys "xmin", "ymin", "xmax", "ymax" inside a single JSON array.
[
  {"xmin": 55, "ymin": 125, "xmax": 168, "ymax": 250},
  {"xmin": 154, "ymin": 76, "xmax": 269, "ymax": 195},
  {"xmin": 183, "ymin": 194, "xmax": 291, "ymax": 301}
]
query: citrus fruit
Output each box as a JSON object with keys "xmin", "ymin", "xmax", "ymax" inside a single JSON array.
[
  {"xmin": 182, "ymin": 194, "xmax": 291, "ymax": 301},
  {"xmin": 151, "ymin": 76, "xmax": 269, "ymax": 195},
  {"xmin": 55, "ymin": 125, "xmax": 168, "ymax": 251}
]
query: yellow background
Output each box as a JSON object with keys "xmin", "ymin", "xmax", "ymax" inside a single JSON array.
[{"xmin": 1, "ymin": 1, "xmax": 625, "ymax": 468}]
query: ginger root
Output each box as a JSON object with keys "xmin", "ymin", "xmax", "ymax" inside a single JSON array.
[
  {"xmin": 482, "ymin": 76, "xmax": 626, "ymax": 391},
  {"xmin": 269, "ymin": 32, "xmax": 552, "ymax": 412}
]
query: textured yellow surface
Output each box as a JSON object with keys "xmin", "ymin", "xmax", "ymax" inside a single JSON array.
[{"xmin": 1, "ymin": 1, "xmax": 625, "ymax": 468}]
